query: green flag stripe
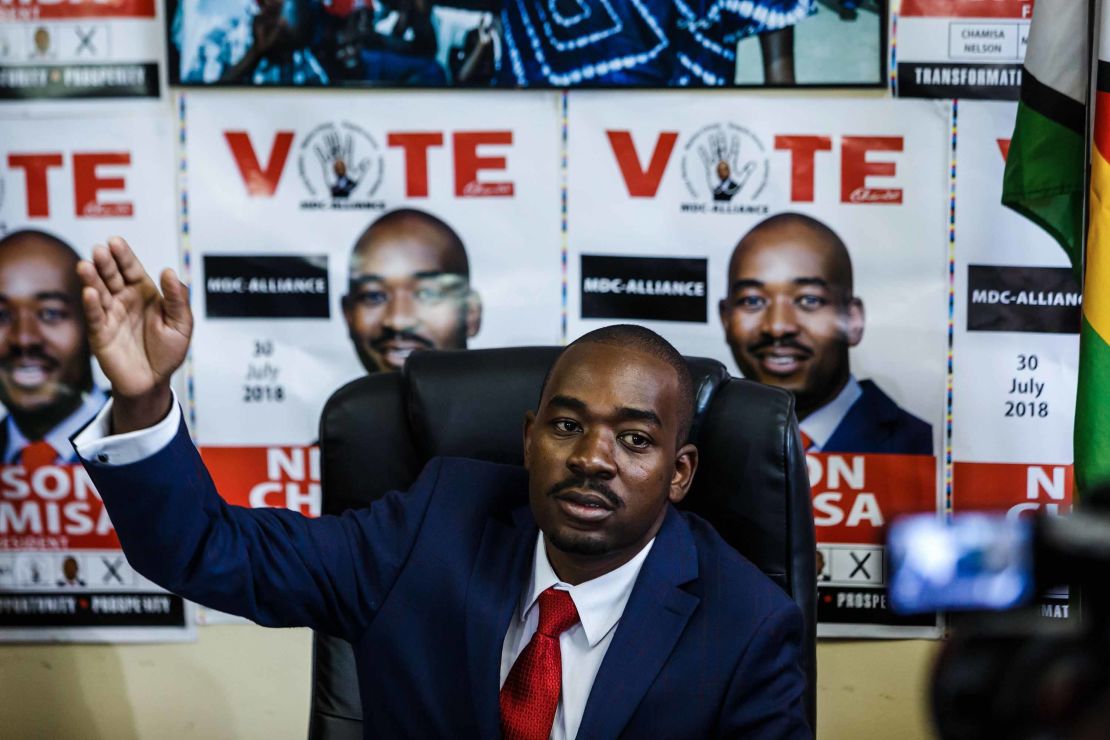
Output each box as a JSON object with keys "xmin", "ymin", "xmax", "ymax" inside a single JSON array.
[
  {"xmin": 1022, "ymin": 68, "xmax": 1085, "ymax": 134},
  {"xmin": 1076, "ymin": 319, "xmax": 1110, "ymax": 491},
  {"xmin": 1001, "ymin": 102, "xmax": 1085, "ymax": 271}
]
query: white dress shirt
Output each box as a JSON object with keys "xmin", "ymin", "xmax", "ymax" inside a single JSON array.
[
  {"xmin": 8, "ymin": 386, "xmax": 109, "ymax": 464},
  {"xmin": 500, "ymin": 533, "xmax": 654, "ymax": 740},
  {"xmin": 798, "ymin": 375, "xmax": 861, "ymax": 452},
  {"xmin": 74, "ymin": 393, "xmax": 656, "ymax": 740}
]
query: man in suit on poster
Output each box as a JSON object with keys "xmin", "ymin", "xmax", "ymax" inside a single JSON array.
[
  {"xmin": 342, "ymin": 207, "xmax": 481, "ymax": 373},
  {"xmin": 0, "ymin": 229, "xmax": 107, "ymax": 466},
  {"xmin": 719, "ymin": 212, "xmax": 932, "ymax": 455},
  {"xmin": 72, "ymin": 237, "xmax": 808, "ymax": 739}
]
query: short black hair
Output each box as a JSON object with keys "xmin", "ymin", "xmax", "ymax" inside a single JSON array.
[
  {"xmin": 352, "ymin": 207, "xmax": 470, "ymax": 279},
  {"xmin": 729, "ymin": 211, "xmax": 854, "ymax": 297},
  {"xmin": 540, "ymin": 324, "xmax": 696, "ymax": 444},
  {"xmin": 0, "ymin": 228, "xmax": 81, "ymax": 262}
]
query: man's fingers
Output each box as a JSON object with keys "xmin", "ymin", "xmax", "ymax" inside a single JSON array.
[
  {"xmin": 108, "ymin": 236, "xmax": 152, "ymax": 285},
  {"xmin": 81, "ymin": 286, "xmax": 107, "ymax": 334},
  {"xmin": 92, "ymin": 244, "xmax": 126, "ymax": 294},
  {"xmin": 160, "ymin": 268, "xmax": 193, "ymax": 336},
  {"xmin": 77, "ymin": 258, "xmax": 113, "ymax": 312}
]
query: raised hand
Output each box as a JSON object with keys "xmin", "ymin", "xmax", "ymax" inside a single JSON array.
[{"xmin": 76, "ymin": 237, "xmax": 192, "ymax": 433}]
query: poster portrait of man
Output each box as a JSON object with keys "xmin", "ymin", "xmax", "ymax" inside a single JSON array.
[
  {"xmin": 341, "ymin": 208, "xmax": 482, "ymax": 373},
  {"xmin": 719, "ymin": 212, "xmax": 933, "ymax": 455},
  {"xmin": 0, "ymin": 229, "xmax": 108, "ymax": 467}
]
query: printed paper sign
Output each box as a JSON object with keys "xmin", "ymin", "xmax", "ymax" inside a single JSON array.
[
  {"xmin": 0, "ymin": 112, "xmax": 190, "ymax": 642},
  {"xmin": 895, "ymin": 0, "xmax": 1033, "ymax": 99},
  {"xmin": 566, "ymin": 92, "xmax": 951, "ymax": 637}
]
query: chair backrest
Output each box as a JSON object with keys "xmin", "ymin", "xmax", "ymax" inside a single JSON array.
[{"xmin": 308, "ymin": 347, "xmax": 817, "ymax": 739}]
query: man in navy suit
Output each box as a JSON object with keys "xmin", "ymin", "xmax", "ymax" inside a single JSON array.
[
  {"xmin": 719, "ymin": 213, "xmax": 932, "ymax": 455},
  {"xmin": 73, "ymin": 237, "xmax": 808, "ymax": 739}
]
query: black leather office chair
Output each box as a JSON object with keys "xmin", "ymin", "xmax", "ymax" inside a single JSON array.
[{"xmin": 308, "ymin": 347, "xmax": 817, "ymax": 738}]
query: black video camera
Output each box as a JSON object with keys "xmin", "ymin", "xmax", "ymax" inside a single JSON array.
[{"xmin": 888, "ymin": 506, "xmax": 1110, "ymax": 740}]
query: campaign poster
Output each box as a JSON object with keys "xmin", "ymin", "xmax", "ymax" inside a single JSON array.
[
  {"xmin": 566, "ymin": 92, "xmax": 950, "ymax": 637},
  {"xmin": 183, "ymin": 89, "xmax": 562, "ymax": 529},
  {"xmin": 0, "ymin": 0, "xmax": 163, "ymax": 101},
  {"xmin": 0, "ymin": 112, "xmax": 191, "ymax": 642},
  {"xmin": 894, "ymin": 0, "xmax": 1033, "ymax": 99},
  {"xmin": 166, "ymin": 0, "xmax": 885, "ymax": 89},
  {"xmin": 952, "ymin": 101, "xmax": 1077, "ymax": 620}
]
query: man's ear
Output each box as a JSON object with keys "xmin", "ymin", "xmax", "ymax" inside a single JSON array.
[
  {"xmin": 668, "ymin": 443, "xmax": 699, "ymax": 505},
  {"xmin": 466, "ymin": 290, "xmax": 482, "ymax": 339},
  {"xmin": 522, "ymin": 410, "xmax": 536, "ymax": 469},
  {"xmin": 717, "ymin": 297, "xmax": 729, "ymax": 328},
  {"xmin": 845, "ymin": 297, "xmax": 864, "ymax": 347}
]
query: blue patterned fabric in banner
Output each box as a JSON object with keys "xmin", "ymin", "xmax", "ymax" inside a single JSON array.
[{"xmin": 499, "ymin": 0, "xmax": 815, "ymax": 86}]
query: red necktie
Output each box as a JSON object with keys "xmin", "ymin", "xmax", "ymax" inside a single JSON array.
[
  {"xmin": 799, "ymin": 430, "xmax": 815, "ymax": 452},
  {"xmin": 22, "ymin": 440, "xmax": 58, "ymax": 472},
  {"xmin": 500, "ymin": 587, "xmax": 580, "ymax": 740}
]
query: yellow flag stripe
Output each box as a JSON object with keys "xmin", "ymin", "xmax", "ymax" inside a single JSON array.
[{"xmin": 1086, "ymin": 146, "xmax": 1110, "ymax": 342}]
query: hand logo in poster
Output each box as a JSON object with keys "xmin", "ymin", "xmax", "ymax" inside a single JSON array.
[
  {"xmin": 77, "ymin": 237, "xmax": 192, "ymax": 433},
  {"xmin": 698, "ymin": 130, "xmax": 755, "ymax": 202},
  {"xmin": 315, "ymin": 131, "xmax": 369, "ymax": 199}
]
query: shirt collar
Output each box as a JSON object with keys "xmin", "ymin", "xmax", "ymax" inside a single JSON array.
[
  {"xmin": 5, "ymin": 387, "xmax": 108, "ymax": 464},
  {"xmin": 520, "ymin": 533, "xmax": 655, "ymax": 648},
  {"xmin": 799, "ymin": 375, "xmax": 861, "ymax": 452}
]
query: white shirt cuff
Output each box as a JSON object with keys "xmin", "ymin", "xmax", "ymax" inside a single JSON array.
[{"xmin": 73, "ymin": 392, "xmax": 183, "ymax": 466}]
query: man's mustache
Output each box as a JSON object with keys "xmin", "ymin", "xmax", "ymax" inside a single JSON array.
[
  {"xmin": 369, "ymin": 327, "xmax": 435, "ymax": 350},
  {"xmin": 548, "ymin": 477, "xmax": 622, "ymax": 510},
  {"xmin": 0, "ymin": 346, "xmax": 58, "ymax": 369},
  {"xmin": 746, "ymin": 337, "xmax": 813, "ymax": 356}
]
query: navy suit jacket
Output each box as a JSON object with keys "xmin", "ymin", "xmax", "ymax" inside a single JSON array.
[
  {"xmin": 80, "ymin": 420, "xmax": 809, "ymax": 739},
  {"xmin": 822, "ymin": 380, "xmax": 933, "ymax": 455}
]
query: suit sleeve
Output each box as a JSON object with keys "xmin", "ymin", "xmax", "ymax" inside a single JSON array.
[
  {"xmin": 718, "ymin": 600, "xmax": 811, "ymax": 739},
  {"xmin": 80, "ymin": 416, "xmax": 439, "ymax": 642}
]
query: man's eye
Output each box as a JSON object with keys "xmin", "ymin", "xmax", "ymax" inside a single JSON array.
[
  {"xmin": 553, "ymin": 419, "xmax": 580, "ymax": 434},
  {"xmin": 733, "ymin": 294, "xmax": 766, "ymax": 310},
  {"xmin": 355, "ymin": 290, "xmax": 388, "ymax": 306},
  {"xmin": 413, "ymin": 286, "xmax": 449, "ymax": 304},
  {"xmin": 796, "ymin": 295, "xmax": 827, "ymax": 310},
  {"xmin": 38, "ymin": 307, "xmax": 68, "ymax": 323},
  {"xmin": 620, "ymin": 432, "xmax": 651, "ymax": 449}
]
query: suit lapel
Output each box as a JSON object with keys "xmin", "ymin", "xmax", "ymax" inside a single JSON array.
[
  {"xmin": 465, "ymin": 504, "xmax": 536, "ymax": 740},
  {"xmin": 577, "ymin": 506, "xmax": 700, "ymax": 739}
]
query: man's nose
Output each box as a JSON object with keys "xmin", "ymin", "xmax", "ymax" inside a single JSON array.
[
  {"xmin": 12, "ymin": 309, "xmax": 43, "ymax": 347},
  {"xmin": 566, "ymin": 429, "xmax": 617, "ymax": 480},
  {"xmin": 382, "ymin": 290, "xmax": 418, "ymax": 331},
  {"xmin": 761, "ymin": 298, "xmax": 798, "ymax": 338}
]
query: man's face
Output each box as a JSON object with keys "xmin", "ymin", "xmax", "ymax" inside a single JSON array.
[
  {"xmin": 523, "ymin": 343, "xmax": 697, "ymax": 562},
  {"xmin": 719, "ymin": 225, "xmax": 863, "ymax": 418},
  {"xmin": 342, "ymin": 232, "xmax": 480, "ymax": 373},
  {"xmin": 0, "ymin": 240, "xmax": 89, "ymax": 419}
]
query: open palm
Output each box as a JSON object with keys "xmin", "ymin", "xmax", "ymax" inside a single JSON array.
[{"xmin": 76, "ymin": 237, "xmax": 192, "ymax": 400}]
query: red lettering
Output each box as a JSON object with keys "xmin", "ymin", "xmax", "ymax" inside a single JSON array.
[
  {"xmin": 997, "ymin": 138, "xmax": 1011, "ymax": 161},
  {"xmin": 387, "ymin": 132, "xmax": 445, "ymax": 198},
  {"xmin": 73, "ymin": 152, "xmax": 132, "ymax": 217},
  {"xmin": 841, "ymin": 136, "xmax": 903, "ymax": 205},
  {"xmin": 453, "ymin": 131, "xmax": 513, "ymax": 198},
  {"xmin": 774, "ymin": 135, "xmax": 832, "ymax": 202},
  {"xmin": 224, "ymin": 131, "xmax": 294, "ymax": 197},
  {"xmin": 606, "ymin": 131, "xmax": 677, "ymax": 198},
  {"xmin": 6, "ymin": 153, "xmax": 63, "ymax": 218}
]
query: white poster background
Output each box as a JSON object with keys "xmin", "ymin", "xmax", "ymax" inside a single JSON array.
[
  {"xmin": 184, "ymin": 89, "xmax": 563, "ymax": 446},
  {"xmin": 566, "ymin": 92, "xmax": 950, "ymax": 637},
  {"xmin": 0, "ymin": 111, "xmax": 191, "ymax": 642},
  {"xmin": 952, "ymin": 102, "xmax": 1077, "ymax": 486}
]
